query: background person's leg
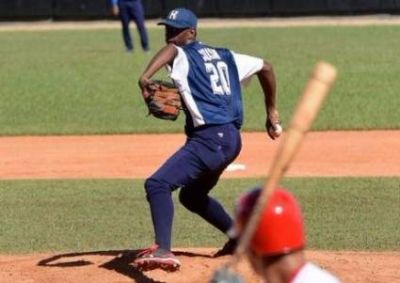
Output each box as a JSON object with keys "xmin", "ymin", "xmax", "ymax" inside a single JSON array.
[
  {"xmin": 131, "ymin": 0, "xmax": 149, "ymax": 51},
  {"xmin": 119, "ymin": 2, "xmax": 133, "ymax": 51}
]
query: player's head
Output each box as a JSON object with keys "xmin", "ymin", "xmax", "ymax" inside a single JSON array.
[
  {"xmin": 158, "ymin": 8, "xmax": 198, "ymax": 45},
  {"xmin": 235, "ymin": 187, "xmax": 305, "ymax": 257}
]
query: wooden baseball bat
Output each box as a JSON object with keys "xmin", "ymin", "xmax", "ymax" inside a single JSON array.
[{"xmin": 231, "ymin": 61, "xmax": 337, "ymax": 267}]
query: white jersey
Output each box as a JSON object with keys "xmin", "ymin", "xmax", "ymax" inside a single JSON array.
[{"xmin": 291, "ymin": 262, "xmax": 341, "ymax": 283}]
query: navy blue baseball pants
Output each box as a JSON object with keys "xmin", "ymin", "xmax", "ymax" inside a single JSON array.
[
  {"xmin": 118, "ymin": 0, "xmax": 149, "ymax": 51},
  {"xmin": 144, "ymin": 123, "xmax": 242, "ymax": 251}
]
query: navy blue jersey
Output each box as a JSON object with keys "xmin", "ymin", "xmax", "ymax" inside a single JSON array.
[{"xmin": 169, "ymin": 41, "xmax": 263, "ymax": 132}]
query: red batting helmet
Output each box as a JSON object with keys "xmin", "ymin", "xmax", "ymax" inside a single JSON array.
[{"xmin": 235, "ymin": 187, "xmax": 305, "ymax": 256}]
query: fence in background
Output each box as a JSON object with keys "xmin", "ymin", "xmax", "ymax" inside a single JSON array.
[{"xmin": 1, "ymin": 0, "xmax": 400, "ymax": 20}]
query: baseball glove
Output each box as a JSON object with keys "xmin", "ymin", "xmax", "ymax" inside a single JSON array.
[{"xmin": 145, "ymin": 80, "xmax": 182, "ymax": 121}]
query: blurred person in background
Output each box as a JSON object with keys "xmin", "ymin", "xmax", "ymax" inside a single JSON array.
[
  {"xmin": 111, "ymin": 0, "xmax": 150, "ymax": 53},
  {"xmin": 233, "ymin": 187, "xmax": 341, "ymax": 283}
]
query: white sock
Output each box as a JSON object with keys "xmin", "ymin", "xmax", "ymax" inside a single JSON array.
[{"xmin": 226, "ymin": 226, "xmax": 237, "ymax": 239}]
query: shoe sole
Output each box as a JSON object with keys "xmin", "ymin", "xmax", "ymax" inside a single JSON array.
[
  {"xmin": 133, "ymin": 258, "xmax": 181, "ymax": 272},
  {"xmin": 213, "ymin": 252, "xmax": 233, "ymax": 258}
]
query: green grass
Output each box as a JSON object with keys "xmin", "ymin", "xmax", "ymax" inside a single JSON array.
[
  {"xmin": 0, "ymin": 178, "xmax": 398, "ymax": 253},
  {"xmin": 1, "ymin": 25, "xmax": 398, "ymax": 260},
  {"xmin": 1, "ymin": 25, "xmax": 400, "ymax": 135}
]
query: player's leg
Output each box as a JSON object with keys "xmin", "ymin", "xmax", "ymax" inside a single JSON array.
[
  {"xmin": 179, "ymin": 172, "xmax": 233, "ymax": 233},
  {"xmin": 143, "ymin": 124, "xmax": 241, "ymax": 249},
  {"xmin": 139, "ymin": 123, "xmax": 236, "ymax": 242},
  {"xmin": 119, "ymin": 2, "xmax": 133, "ymax": 51},
  {"xmin": 179, "ymin": 180, "xmax": 239, "ymax": 257},
  {"xmin": 143, "ymin": 146, "xmax": 205, "ymax": 251},
  {"xmin": 131, "ymin": 0, "xmax": 149, "ymax": 51},
  {"xmin": 135, "ymin": 124, "xmax": 241, "ymax": 270},
  {"xmin": 134, "ymin": 144, "xmax": 206, "ymax": 271},
  {"xmin": 178, "ymin": 124, "xmax": 242, "ymax": 254}
]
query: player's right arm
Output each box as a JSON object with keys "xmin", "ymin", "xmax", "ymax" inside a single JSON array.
[
  {"xmin": 257, "ymin": 60, "xmax": 280, "ymax": 139},
  {"xmin": 232, "ymin": 52, "xmax": 280, "ymax": 140},
  {"xmin": 138, "ymin": 44, "xmax": 178, "ymax": 100}
]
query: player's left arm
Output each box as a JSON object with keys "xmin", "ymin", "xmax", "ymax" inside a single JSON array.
[{"xmin": 138, "ymin": 44, "xmax": 178, "ymax": 100}]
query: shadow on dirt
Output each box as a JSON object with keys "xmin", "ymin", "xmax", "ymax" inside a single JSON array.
[{"xmin": 37, "ymin": 249, "xmax": 212, "ymax": 283}]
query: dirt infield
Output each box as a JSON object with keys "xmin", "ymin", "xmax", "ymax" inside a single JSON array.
[
  {"xmin": 0, "ymin": 131, "xmax": 400, "ymax": 282},
  {"xmin": 1, "ymin": 250, "xmax": 400, "ymax": 283},
  {"xmin": 1, "ymin": 131, "xmax": 399, "ymax": 179}
]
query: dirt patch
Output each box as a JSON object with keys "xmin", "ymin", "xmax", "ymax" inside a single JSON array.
[
  {"xmin": 0, "ymin": 249, "xmax": 399, "ymax": 283},
  {"xmin": 1, "ymin": 131, "xmax": 399, "ymax": 180},
  {"xmin": 0, "ymin": 131, "xmax": 399, "ymax": 282}
]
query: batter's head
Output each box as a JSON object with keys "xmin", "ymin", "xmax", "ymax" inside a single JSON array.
[{"xmin": 235, "ymin": 187, "xmax": 305, "ymax": 256}]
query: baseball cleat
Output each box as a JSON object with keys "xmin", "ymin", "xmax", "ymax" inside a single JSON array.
[
  {"xmin": 133, "ymin": 244, "xmax": 181, "ymax": 272},
  {"xmin": 214, "ymin": 238, "xmax": 238, "ymax": 257}
]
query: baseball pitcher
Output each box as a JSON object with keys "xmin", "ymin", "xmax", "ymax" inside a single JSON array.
[{"xmin": 134, "ymin": 7, "xmax": 282, "ymax": 272}]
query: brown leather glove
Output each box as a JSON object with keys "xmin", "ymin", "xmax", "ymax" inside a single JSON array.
[{"xmin": 145, "ymin": 80, "xmax": 182, "ymax": 121}]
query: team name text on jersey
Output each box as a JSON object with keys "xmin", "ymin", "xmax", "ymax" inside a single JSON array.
[
  {"xmin": 198, "ymin": 48, "xmax": 221, "ymax": 61},
  {"xmin": 198, "ymin": 48, "xmax": 231, "ymax": 95}
]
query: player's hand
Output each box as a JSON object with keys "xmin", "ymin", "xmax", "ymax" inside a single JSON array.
[
  {"xmin": 138, "ymin": 78, "xmax": 156, "ymax": 100},
  {"xmin": 112, "ymin": 5, "xmax": 119, "ymax": 16},
  {"xmin": 266, "ymin": 108, "xmax": 282, "ymax": 140}
]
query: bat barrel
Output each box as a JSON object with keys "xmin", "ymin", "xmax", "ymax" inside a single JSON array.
[
  {"xmin": 229, "ymin": 61, "xmax": 337, "ymax": 270},
  {"xmin": 313, "ymin": 61, "xmax": 337, "ymax": 85}
]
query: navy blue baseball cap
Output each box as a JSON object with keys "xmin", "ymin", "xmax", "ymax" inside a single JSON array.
[{"xmin": 158, "ymin": 8, "xmax": 197, "ymax": 29}]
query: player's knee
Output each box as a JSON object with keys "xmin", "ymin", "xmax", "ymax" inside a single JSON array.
[{"xmin": 144, "ymin": 178, "xmax": 170, "ymax": 198}]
